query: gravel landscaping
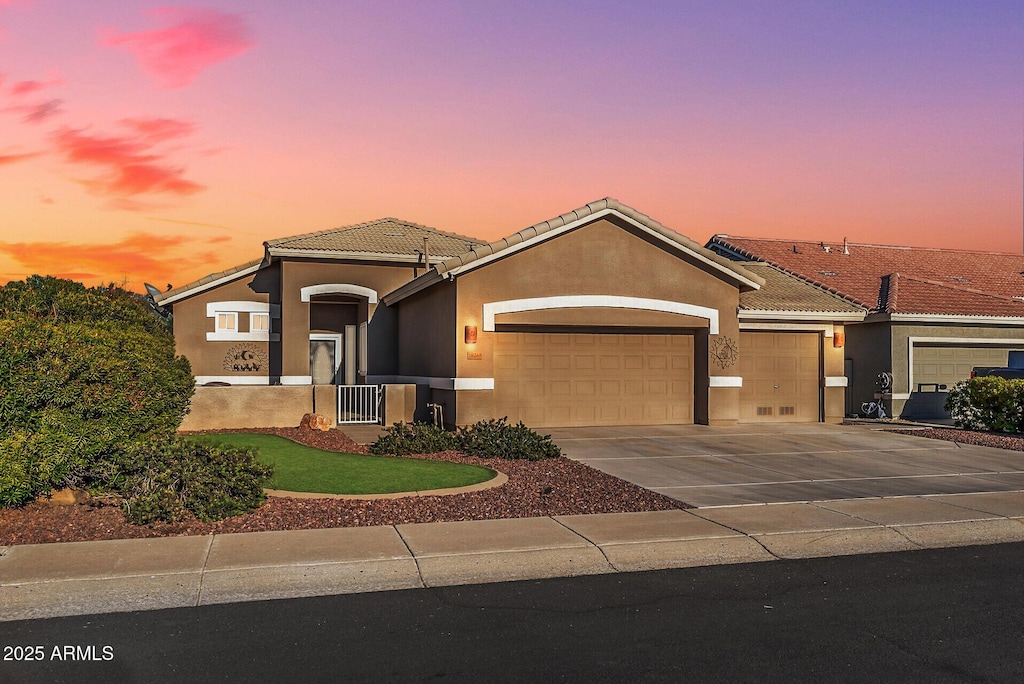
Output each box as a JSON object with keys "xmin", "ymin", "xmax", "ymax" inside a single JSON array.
[
  {"xmin": 0, "ymin": 427, "xmax": 689, "ymax": 546},
  {"xmin": 886, "ymin": 426, "xmax": 1024, "ymax": 451}
]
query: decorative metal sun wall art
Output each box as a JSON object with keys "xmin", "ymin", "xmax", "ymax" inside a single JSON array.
[
  {"xmin": 223, "ymin": 344, "xmax": 267, "ymax": 373},
  {"xmin": 710, "ymin": 335, "xmax": 739, "ymax": 369}
]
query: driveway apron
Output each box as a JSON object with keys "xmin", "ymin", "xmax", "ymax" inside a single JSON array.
[{"xmin": 550, "ymin": 424, "xmax": 1024, "ymax": 507}]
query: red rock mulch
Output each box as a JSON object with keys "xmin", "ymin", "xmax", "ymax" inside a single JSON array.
[
  {"xmin": 0, "ymin": 427, "xmax": 689, "ymax": 546},
  {"xmin": 887, "ymin": 426, "xmax": 1024, "ymax": 451}
]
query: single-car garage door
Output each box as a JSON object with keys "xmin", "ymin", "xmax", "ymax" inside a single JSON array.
[
  {"xmin": 912, "ymin": 345, "xmax": 1012, "ymax": 390},
  {"xmin": 739, "ymin": 332, "xmax": 820, "ymax": 422},
  {"xmin": 493, "ymin": 332, "xmax": 693, "ymax": 427}
]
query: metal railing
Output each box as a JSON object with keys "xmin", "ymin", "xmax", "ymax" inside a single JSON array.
[{"xmin": 337, "ymin": 384, "xmax": 382, "ymax": 424}]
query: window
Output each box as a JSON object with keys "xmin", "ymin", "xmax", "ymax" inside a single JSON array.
[
  {"xmin": 216, "ymin": 312, "xmax": 237, "ymax": 332},
  {"xmin": 206, "ymin": 301, "xmax": 278, "ymax": 342},
  {"xmin": 250, "ymin": 312, "xmax": 270, "ymax": 332}
]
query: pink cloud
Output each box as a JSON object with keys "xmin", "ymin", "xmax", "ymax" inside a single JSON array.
[
  {"xmin": 10, "ymin": 76, "xmax": 63, "ymax": 96},
  {"xmin": 50, "ymin": 125, "xmax": 205, "ymax": 205},
  {"xmin": 119, "ymin": 116, "xmax": 196, "ymax": 142},
  {"xmin": 102, "ymin": 8, "xmax": 254, "ymax": 88}
]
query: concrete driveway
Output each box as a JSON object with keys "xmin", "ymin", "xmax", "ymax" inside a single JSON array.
[{"xmin": 548, "ymin": 423, "xmax": 1024, "ymax": 507}]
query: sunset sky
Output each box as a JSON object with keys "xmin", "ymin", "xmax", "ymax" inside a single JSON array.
[{"xmin": 1, "ymin": 1, "xmax": 1021, "ymax": 291}]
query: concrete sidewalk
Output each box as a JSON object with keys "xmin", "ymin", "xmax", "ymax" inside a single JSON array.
[{"xmin": 4, "ymin": 490, "xmax": 1024, "ymax": 622}]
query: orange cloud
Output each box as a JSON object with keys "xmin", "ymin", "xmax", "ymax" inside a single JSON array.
[
  {"xmin": 0, "ymin": 150, "xmax": 39, "ymax": 164},
  {"xmin": 51, "ymin": 124, "xmax": 204, "ymax": 204},
  {"xmin": 0, "ymin": 232, "xmax": 223, "ymax": 288},
  {"xmin": 102, "ymin": 8, "xmax": 255, "ymax": 89}
]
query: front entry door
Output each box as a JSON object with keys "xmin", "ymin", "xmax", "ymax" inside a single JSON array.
[{"xmin": 310, "ymin": 336, "xmax": 341, "ymax": 384}]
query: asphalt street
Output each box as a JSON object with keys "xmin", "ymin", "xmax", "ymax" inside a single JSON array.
[{"xmin": 2, "ymin": 543, "xmax": 1023, "ymax": 683}]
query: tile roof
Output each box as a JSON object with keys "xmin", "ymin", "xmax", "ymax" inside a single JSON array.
[
  {"xmin": 432, "ymin": 198, "xmax": 764, "ymax": 288},
  {"xmin": 266, "ymin": 218, "xmax": 482, "ymax": 259},
  {"xmin": 155, "ymin": 259, "xmax": 263, "ymax": 304},
  {"xmin": 880, "ymin": 273, "xmax": 1024, "ymax": 317},
  {"xmin": 709, "ymin": 236, "xmax": 1024, "ymax": 317},
  {"xmin": 738, "ymin": 262, "xmax": 865, "ymax": 314}
]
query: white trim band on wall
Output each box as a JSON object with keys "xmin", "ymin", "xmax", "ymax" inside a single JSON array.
[
  {"xmin": 366, "ymin": 375, "xmax": 495, "ymax": 390},
  {"xmin": 300, "ymin": 284, "xmax": 378, "ymax": 303},
  {"xmin": 824, "ymin": 376, "xmax": 849, "ymax": 387},
  {"xmin": 206, "ymin": 301, "xmax": 278, "ymax": 316},
  {"xmin": 281, "ymin": 375, "xmax": 313, "ymax": 385},
  {"xmin": 709, "ymin": 376, "xmax": 743, "ymax": 388},
  {"xmin": 194, "ymin": 376, "xmax": 270, "ymax": 385},
  {"xmin": 483, "ymin": 296, "xmax": 720, "ymax": 334}
]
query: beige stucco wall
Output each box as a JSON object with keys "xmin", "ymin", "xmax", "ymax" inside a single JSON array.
[
  {"xmin": 427, "ymin": 216, "xmax": 746, "ymax": 426},
  {"xmin": 280, "ymin": 260, "xmax": 417, "ymax": 380},
  {"xmin": 171, "ymin": 270, "xmax": 275, "ymax": 381},
  {"xmin": 454, "ymin": 217, "xmax": 742, "ymax": 378},
  {"xmin": 181, "ymin": 385, "xmax": 326, "ymax": 431}
]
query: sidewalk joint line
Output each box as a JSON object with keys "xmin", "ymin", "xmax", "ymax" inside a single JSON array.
[
  {"xmin": 195, "ymin": 534, "xmax": 215, "ymax": 606},
  {"xmin": 548, "ymin": 517, "xmax": 618, "ymax": 572},
  {"xmin": 392, "ymin": 525, "xmax": 426, "ymax": 589},
  {"xmin": 687, "ymin": 513, "xmax": 782, "ymax": 561}
]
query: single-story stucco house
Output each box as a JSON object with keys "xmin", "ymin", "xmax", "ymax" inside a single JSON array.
[
  {"xmin": 707, "ymin": 235, "xmax": 1024, "ymax": 419},
  {"xmin": 156, "ymin": 199, "xmax": 866, "ymax": 430}
]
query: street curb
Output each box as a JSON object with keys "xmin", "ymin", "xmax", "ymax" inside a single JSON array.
[{"xmin": 4, "ymin": 496, "xmax": 1024, "ymax": 622}]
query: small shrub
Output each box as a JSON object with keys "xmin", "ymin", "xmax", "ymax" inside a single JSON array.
[
  {"xmin": 457, "ymin": 418, "xmax": 561, "ymax": 460},
  {"xmin": 370, "ymin": 422, "xmax": 458, "ymax": 455},
  {"xmin": 946, "ymin": 377, "xmax": 1024, "ymax": 433},
  {"xmin": 108, "ymin": 437, "xmax": 273, "ymax": 524}
]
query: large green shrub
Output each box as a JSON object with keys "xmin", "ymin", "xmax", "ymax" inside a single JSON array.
[
  {"xmin": 0, "ymin": 276, "xmax": 271, "ymax": 520},
  {"xmin": 945, "ymin": 377, "xmax": 1024, "ymax": 433},
  {"xmin": 107, "ymin": 437, "xmax": 273, "ymax": 524},
  {"xmin": 369, "ymin": 421, "xmax": 458, "ymax": 455},
  {"xmin": 369, "ymin": 418, "xmax": 561, "ymax": 460},
  {"xmin": 457, "ymin": 418, "xmax": 561, "ymax": 460}
]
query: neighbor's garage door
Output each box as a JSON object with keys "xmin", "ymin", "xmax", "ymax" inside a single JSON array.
[
  {"xmin": 493, "ymin": 333, "xmax": 693, "ymax": 427},
  {"xmin": 739, "ymin": 332, "xmax": 820, "ymax": 422},
  {"xmin": 912, "ymin": 345, "xmax": 1010, "ymax": 390}
]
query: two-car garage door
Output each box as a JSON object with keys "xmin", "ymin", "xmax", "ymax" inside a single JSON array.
[
  {"xmin": 493, "ymin": 332, "xmax": 693, "ymax": 427},
  {"xmin": 492, "ymin": 331, "xmax": 822, "ymax": 427}
]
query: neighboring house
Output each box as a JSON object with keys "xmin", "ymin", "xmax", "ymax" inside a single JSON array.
[
  {"xmin": 157, "ymin": 199, "xmax": 864, "ymax": 429},
  {"xmin": 707, "ymin": 236, "xmax": 1024, "ymax": 419}
]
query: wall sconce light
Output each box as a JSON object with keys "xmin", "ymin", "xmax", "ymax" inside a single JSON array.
[
  {"xmin": 465, "ymin": 325, "xmax": 478, "ymax": 344},
  {"xmin": 833, "ymin": 331, "xmax": 845, "ymax": 348}
]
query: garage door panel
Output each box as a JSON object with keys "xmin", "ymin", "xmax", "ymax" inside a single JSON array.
[
  {"xmin": 494, "ymin": 333, "xmax": 693, "ymax": 427},
  {"xmin": 913, "ymin": 346, "xmax": 1012, "ymax": 389},
  {"xmin": 740, "ymin": 332, "xmax": 821, "ymax": 423}
]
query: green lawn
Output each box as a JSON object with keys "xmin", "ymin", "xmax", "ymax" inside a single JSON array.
[{"xmin": 190, "ymin": 433, "xmax": 495, "ymax": 495}]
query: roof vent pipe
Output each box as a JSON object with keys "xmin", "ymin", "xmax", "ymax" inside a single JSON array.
[
  {"xmin": 843, "ymin": 237, "xmax": 849, "ymax": 255},
  {"xmin": 422, "ymin": 237, "xmax": 430, "ymax": 268}
]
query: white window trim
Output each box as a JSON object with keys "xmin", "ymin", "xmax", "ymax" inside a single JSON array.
[
  {"xmin": 215, "ymin": 311, "xmax": 237, "ymax": 332},
  {"xmin": 300, "ymin": 284, "xmax": 378, "ymax": 303},
  {"xmin": 206, "ymin": 301, "xmax": 278, "ymax": 342},
  {"xmin": 249, "ymin": 311, "xmax": 271, "ymax": 332},
  {"xmin": 483, "ymin": 296, "xmax": 720, "ymax": 334}
]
